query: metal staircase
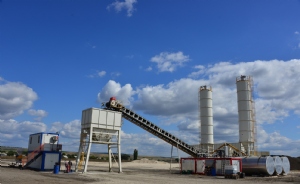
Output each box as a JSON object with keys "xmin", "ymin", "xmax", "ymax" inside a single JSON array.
[
  {"xmin": 76, "ymin": 132, "xmax": 89, "ymax": 172},
  {"xmin": 105, "ymin": 99, "xmax": 201, "ymax": 158},
  {"xmin": 23, "ymin": 144, "xmax": 44, "ymax": 169}
]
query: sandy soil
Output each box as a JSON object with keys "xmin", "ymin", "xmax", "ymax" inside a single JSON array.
[{"xmin": 1, "ymin": 158, "xmax": 300, "ymax": 184}]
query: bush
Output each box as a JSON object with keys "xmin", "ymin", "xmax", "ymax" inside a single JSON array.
[
  {"xmin": 89, "ymin": 155, "xmax": 98, "ymax": 159},
  {"xmin": 121, "ymin": 154, "xmax": 130, "ymax": 160},
  {"xmin": 22, "ymin": 150, "xmax": 28, "ymax": 155},
  {"xmin": 7, "ymin": 150, "xmax": 16, "ymax": 156},
  {"xmin": 67, "ymin": 154, "xmax": 76, "ymax": 159}
]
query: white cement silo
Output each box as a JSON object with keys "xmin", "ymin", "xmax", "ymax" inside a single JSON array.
[
  {"xmin": 236, "ymin": 76, "xmax": 256, "ymax": 156},
  {"xmin": 199, "ymin": 86, "xmax": 214, "ymax": 154}
]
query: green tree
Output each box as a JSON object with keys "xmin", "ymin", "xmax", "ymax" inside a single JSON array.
[
  {"xmin": 7, "ymin": 150, "xmax": 16, "ymax": 156},
  {"xmin": 89, "ymin": 155, "xmax": 98, "ymax": 159},
  {"xmin": 133, "ymin": 149, "xmax": 138, "ymax": 160},
  {"xmin": 22, "ymin": 150, "xmax": 28, "ymax": 155},
  {"xmin": 121, "ymin": 154, "xmax": 130, "ymax": 160}
]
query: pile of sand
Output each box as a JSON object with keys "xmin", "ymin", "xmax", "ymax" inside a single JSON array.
[{"xmin": 132, "ymin": 158, "xmax": 167, "ymax": 164}]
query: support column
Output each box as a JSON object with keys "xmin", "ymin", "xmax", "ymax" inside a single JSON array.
[
  {"xmin": 75, "ymin": 133, "xmax": 83, "ymax": 172},
  {"xmin": 170, "ymin": 145, "xmax": 173, "ymax": 171},
  {"xmin": 83, "ymin": 128, "xmax": 92, "ymax": 173},
  {"xmin": 108, "ymin": 144, "xmax": 112, "ymax": 172},
  {"xmin": 117, "ymin": 130, "xmax": 122, "ymax": 173}
]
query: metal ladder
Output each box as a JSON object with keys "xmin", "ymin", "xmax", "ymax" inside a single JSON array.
[
  {"xmin": 108, "ymin": 105, "xmax": 201, "ymax": 158},
  {"xmin": 76, "ymin": 133, "xmax": 89, "ymax": 172}
]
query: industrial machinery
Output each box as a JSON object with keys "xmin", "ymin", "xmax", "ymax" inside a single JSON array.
[
  {"xmin": 104, "ymin": 97, "xmax": 201, "ymax": 157},
  {"xmin": 75, "ymin": 107, "xmax": 123, "ymax": 173}
]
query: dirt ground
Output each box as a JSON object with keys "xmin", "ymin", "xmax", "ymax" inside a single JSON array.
[{"xmin": 1, "ymin": 158, "xmax": 300, "ymax": 184}]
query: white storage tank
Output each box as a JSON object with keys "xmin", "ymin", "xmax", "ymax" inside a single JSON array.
[
  {"xmin": 236, "ymin": 75, "xmax": 256, "ymax": 155},
  {"xmin": 281, "ymin": 157, "xmax": 290, "ymax": 175},
  {"xmin": 273, "ymin": 156, "xmax": 283, "ymax": 175},
  {"xmin": 199, "ymin": 86, "xmax": 214, "ymax": 145},
  {"xmin": 242, "ymin": 156, "xmax": 275, "ymax": 176},
  {"xmin": 236, "ymin": 76, "xmax": 254, "ymax": 143}
]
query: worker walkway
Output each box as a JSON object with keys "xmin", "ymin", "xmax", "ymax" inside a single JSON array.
[{"xmin": 105, "ymin": 99, "xmax": 201, "ymax": 157}]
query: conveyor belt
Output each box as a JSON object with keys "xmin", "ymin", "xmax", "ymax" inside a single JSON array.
[{"xmin": 107, "ymin": 102, "xmax": 200, "ymax": 157}]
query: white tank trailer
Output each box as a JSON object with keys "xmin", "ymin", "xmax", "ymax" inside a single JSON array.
[
  {"xmin": 199, "ymin": 86, "xmax": 214, "ymax": 154},
  {"xmin": 242, "ymin": 156, "xmax": 291, "ymax": 176},
  {"xmin": 242, "ymin": 156, "xmax": 275, "ymax": 176},
  {"xmin": 281, "ymin": 157, "xmax": 290, "ymax": 175},
  {"xmin": 273, "ymin": 156, "xmax": 283, "ymax": 175},
  {"xmin": 236, "ymin": 75, "xmax": 256, "ymax": 155}
]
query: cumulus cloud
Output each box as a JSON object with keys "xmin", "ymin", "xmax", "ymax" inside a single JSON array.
[
  {"xmin": 256, "ymin": 126, "xmax": 300, "ymax": 155},
  {"xmin": 98, "ymin": 71, "xmax": 106, "ymax": 77},
  {"xmin": 88, "ymin": 70, "xmax": 107, "ymax": 78},
  {"xmin": 111, "ymin": 72, "xmax": 121, "ymax": 77},
  {"xmin": 150, "ymin": 51, "xmax": 190, "ymax": 72},
  {"xmin": 145, "ymin": 66, "xmax": 152, "ymax": 71},
  {"xmin": 0, "ymin": 81, "xmax": 37, "ymax": 119},
  {"xmin": 120, "ymin": 130, "xmax": 190, "ymax": 156},
  {"xmin": 28, "ymin": 109, "xmax": 48, "ymax": 121},
  {"xmin": 107, "ymin": 0, "xmax": 137, "ymax": 17},
  {"xmin": 97, "ymin": 80, "xmax": 134, "ymax": 106},
  {"xmin": 49, "ymin": 120, "xmax": 81, "ymax": 139},
  {"xmin": 0, "ymin": 119, "xmax": 46, "ymax": 134},
  {"xmin": 188, "ymin": 65, "xmax": 206, "ymax": 78},
  {"xmin": 95, "ymin": 59, "xmax": 300, "ymax": 156}
]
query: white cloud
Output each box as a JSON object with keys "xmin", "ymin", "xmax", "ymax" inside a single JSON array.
[
  {"xmin": 107, "ymin": 0, "xmax": 137, "ymax": 17},
  {"xmin": 295, "ymin": 31, "xmax": 299, "ymax": 35},
  {"xmin": 98, "ymin": 71, "xmax": 106, "ymax": 77},
  {"xmin": 111, "ymin": 72, "xmax": 121, "ymax": 77},
  {"xmin": 88, "ymin": 70, "xmax": 107, "ymax": 78},
  {"xmin": 146, "ymin": 66, "xmax": 152, "ymax": 71},
  {"xmin": 0, "ymin": 82, "xmax": 37, "ymax": 119},
  {"xmin": 49, "ymin": 120, "xmax": 81, "ymax": 139},
  {"xmin": 97, "ymin": 80, "xmax": 134, "ymax": 106},
  {"xmin": 188, "ymin": 65, "xmax": 205, "ymax": 78},
  {"xmin": 28, "ymin": 109, "xmax": 48, "ymax": 121},
  {"xmin": 97, "ymin": 59, "xmax": 300, "ymax": 156},
  {"xmin": 0, "ymin": 119, "xmax": 47, "ymax": 141},
  {"xmin": 256, "ymin": 127, "xmax": 300, "ymax": 155},
  {"xmin": 297, "ymin": 126, "xmax": 300, "ymax": 128},
  {"xmin": 120, "ymin": 130, "xmax": 189, "ymax": 156},
  {"xmin": 150, "ymin": 51, "xmax": 190, "ymax": 72}
]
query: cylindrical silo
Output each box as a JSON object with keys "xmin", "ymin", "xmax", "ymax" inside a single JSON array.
[
  {"xmin": 236, "ymin": 75, "xmax": 256, "ymax": 155},
  {"xmin": 242, "ymin": 156, "xmax": 275, "ymax": 176},
  {"xmin": 281, "ymin": 157, "xmax": 290, "ymax": 175},
  {"xmin": 199, "ymin": 86, "xmax": 214, "ymax": 146},
  {"xmin": 273, "ymin": 156, "xmax": 283, "ymax": 175}
]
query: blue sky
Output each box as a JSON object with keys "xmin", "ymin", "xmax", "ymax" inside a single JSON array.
[{"xmin": 1, "ymin": 0, "xmax": 300, "ymax": 157}]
